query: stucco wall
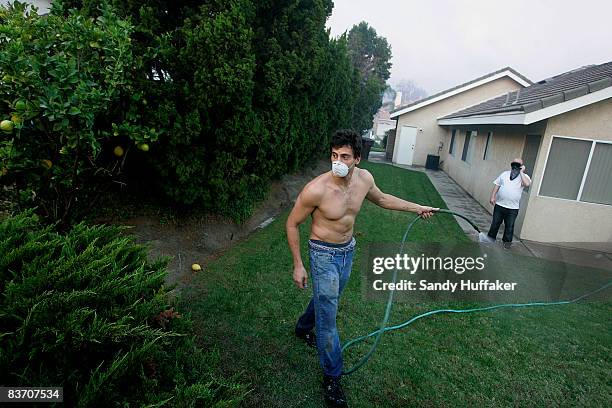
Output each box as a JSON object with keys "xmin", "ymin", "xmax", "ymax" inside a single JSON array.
[
  {"xmin": 392, "ymin": 76, "xmax": 524, "ymax": 166},
  {"xmin": 519, "ymin": 98, "xmax": 612, "ymax": 244},
  {"xmin": 440, "ymin": 123, "xmax": 546, "ymax": 221},
  {"xmin": 440, "ymin": 97, "xmax": 612, "ymax": 246}
]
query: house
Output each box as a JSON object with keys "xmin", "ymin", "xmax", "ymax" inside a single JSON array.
[
  {"xmin": 388, "ymin": 68, "xmax": 532, "ymax": 165},
  {"xmin": 371, "ymin": 108, "xmax": 396, "ymax": 142},
  {"xmin": 438, "ymin": 61, "xmax": 612, "ymax": 246}
]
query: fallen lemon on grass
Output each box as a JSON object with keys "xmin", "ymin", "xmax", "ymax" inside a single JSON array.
[
  {"xmin": 191, "ymin": 263, "xmax": 202, "ymax": 272},
  {"xmin": 113, "ymin": 146, "xmax": 124, "ymax": 157}
]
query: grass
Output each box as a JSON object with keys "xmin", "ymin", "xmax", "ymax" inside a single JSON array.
[{"xmin": 178, "ymin": 162, "xmax": 611, "ymax": 407}]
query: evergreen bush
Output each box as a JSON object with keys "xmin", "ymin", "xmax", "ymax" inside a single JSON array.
[{"xmin": 0, "ymin": 211, "xmax": 246, "ymax": 406}]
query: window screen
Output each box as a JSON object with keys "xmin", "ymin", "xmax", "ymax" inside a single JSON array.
[
  {"xmin": 539, "ymin": 137, "xmax": 591, "ymax": 200},
  {"xmin": 461, "ymin": 131, "xmax": 475, "ymax": 162},
  {"xmin": 483, "ymin": 132, "xmax": 493, "ymax": 160},
  {"xmin": 581, "ymin": 142, "xmax": 612, "ymax": 205}
]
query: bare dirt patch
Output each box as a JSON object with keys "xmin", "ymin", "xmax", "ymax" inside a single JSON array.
[{"xmin": 98, "ymin": 160, "xmax": 328, "ymax": 288}]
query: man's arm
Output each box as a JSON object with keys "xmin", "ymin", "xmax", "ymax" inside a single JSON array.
[
  {"xmin": 286, "ymin": 183, "xmax": 322, "ymax": 288},
  {"xmin": 490, "ymin": 185, "xmax": 500, "ymax": 205},
  {"xmin": 520, "ymin": 165, "xmax": 531, "ymax": 187},
  {"xmin": 364, "ymin": 171, "xmax": 438, "ymax": 218}
]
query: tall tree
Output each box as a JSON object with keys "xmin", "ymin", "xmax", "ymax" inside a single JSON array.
[
  {"xmin": 347, "ymin": 21, "xmax": 392, "ymax": 83},
  {"xmin": 346, "ymin": 21, "xmax": 392, "ymax": 134}
]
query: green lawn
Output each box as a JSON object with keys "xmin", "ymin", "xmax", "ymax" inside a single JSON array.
[{"xmin": 179, "ymin": 162, "xmax": 611, "ymax": 407}]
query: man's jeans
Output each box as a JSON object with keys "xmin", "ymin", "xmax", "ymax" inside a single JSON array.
[
  {"xmin": 295, "ymin": 237, "xmax": 356, "ymax": 377},
  {"xmin": 487, "ymin": 204, "xmax": 519, "ymax": 242}
]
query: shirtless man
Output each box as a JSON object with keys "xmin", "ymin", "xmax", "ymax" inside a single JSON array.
[{"xmin": 286, "ymin": 129, "xmax": 438, "ymax": 407}]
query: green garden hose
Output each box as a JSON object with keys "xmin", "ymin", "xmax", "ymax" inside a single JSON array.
[{"xmin": 341, "ymin": 209, "xmax": 611, "ymax": 376}]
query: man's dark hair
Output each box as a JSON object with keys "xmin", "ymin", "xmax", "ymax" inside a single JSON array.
[{"xmin": 330, "ymin": 129, "xmax": 362, "ymax": 158}]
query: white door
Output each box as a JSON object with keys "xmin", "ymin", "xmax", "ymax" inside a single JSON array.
[{"xmin": 396, "ymin": 126, "xmax": 417, "ymax": 166}]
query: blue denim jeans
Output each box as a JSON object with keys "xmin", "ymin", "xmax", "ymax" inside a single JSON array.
[{"xmin": 295, "ymin": 237, "xmax": 356, "ymax": 377}]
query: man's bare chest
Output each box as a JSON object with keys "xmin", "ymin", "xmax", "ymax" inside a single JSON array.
[{"xmin": 316, "ymin": 185, "xmax": 369, "ymax": 221}]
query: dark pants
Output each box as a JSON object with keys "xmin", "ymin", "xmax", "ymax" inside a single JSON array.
[{"xmin": 487, "ymin": 204, "xmax": 519, "ymax": 242}]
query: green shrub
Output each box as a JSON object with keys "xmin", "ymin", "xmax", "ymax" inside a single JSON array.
[
  {"xmin": 54, "ymin": 0, "xmax": 359, "ymax": 222},
  {"xmin": 0, "ymin": 2, "xmax": 155, "ymax": 225},
  {"xmin": 1, "ymin": 1, "xmax": 389, "ymax": 224},
  {"xmin": 0, "ymin": 211, "xmax": 246, "ymax": 407}
]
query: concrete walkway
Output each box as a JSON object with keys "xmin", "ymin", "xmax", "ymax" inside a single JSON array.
[{"xmin": 367, "ymin": 151, "xmax": 612, "ymax": 271}]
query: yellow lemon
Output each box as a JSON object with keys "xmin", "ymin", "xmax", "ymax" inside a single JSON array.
[{"xmin": 0, "ymin": 120, "xmax": 14, "ymax": 132}]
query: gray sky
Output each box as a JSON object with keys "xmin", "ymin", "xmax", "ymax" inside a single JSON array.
[{"xmin": 327, "ymin": 0, "xmax": 612, "ymax": 95}]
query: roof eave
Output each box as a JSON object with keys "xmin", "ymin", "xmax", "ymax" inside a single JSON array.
[
  {"xmin": 438, "ymin": 112, "xmax": 526, "ymax": 126},
  {"xmin": 389, "ymin": 69, "xmax": 531, "ymax": 119},
  {"xmin": 437, "ymin": 86, "xmax": 612, "ymax": 126}
]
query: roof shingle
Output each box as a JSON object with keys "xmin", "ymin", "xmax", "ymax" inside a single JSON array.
[
  {"xmin": 390, "ymin": 67, "xmax": 532, "ymax": 116},
  {"xmin": 442, "ymin": 61, "xmax": 612, "ymax": 119}
]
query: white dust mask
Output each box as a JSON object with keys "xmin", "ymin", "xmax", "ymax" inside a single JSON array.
[{"xmin": 331, "ymin": 161, "xmax": 350, "ymax": 177}]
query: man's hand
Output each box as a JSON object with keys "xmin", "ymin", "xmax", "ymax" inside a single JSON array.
[
  {"xmin": 520, "ymin": 165, "xmax": 526, "ymax": 173},
  {"xmin": 418, "ymin": 205, "xmax": 439, "ymax": 219},
  {"xmin": 293, "ymin": 265, "xmax": 308, "ymax": 289},
  {"xmin": 490, "ymin": 184, "xmax": 500, "ymax": 205}
]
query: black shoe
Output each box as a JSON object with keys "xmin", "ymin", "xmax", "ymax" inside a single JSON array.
[
  {"xmin": 296, "ymin": 330, "xmax": 317, "ymax": 349},
  {"xmin": 322, "ymin": 375, "xmax": 347, "ymax": 407}
]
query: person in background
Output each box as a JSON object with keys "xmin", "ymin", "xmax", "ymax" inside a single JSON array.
[{"xmin": 486, "ymin": 158, "xmax": 531, "ymax": 248}]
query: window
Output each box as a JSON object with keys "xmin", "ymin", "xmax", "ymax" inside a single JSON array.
[
  {"xmin": 539, "ymin": 137, "xmax": 590, "ymax": 199},
  {"xmin": 483, "ymin": 132, "xmax": 493, "ymax": 160},
  {"xmin": 539, "ymin": 136, "xmax": 612, "ymax": 205},
  {"xmin": 449, "ymin": 129, "xmax": 456, "ymax": 155},
  {"xmin": 581, "ymin": 142, "xmax": 612, "ymax": 205},
  {"xmin": 461, "ymin": 130, "xmax": 476, "ymax": 162}
]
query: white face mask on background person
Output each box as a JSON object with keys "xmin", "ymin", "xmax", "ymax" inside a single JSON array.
[{"xmin": 331, "ymin": 160, "xmax": 351, "ymax": 177}]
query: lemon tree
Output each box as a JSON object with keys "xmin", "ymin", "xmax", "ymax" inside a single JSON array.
[{"xmin": 0, "ymin": 1, "xmax": 156, "ymax": 223}]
